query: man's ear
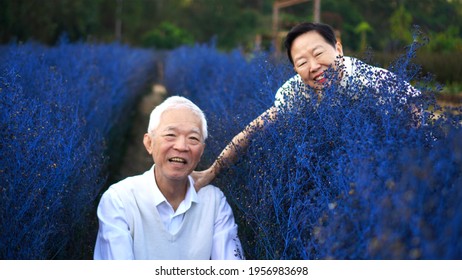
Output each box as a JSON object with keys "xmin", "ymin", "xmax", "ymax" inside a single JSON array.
[{"xmin": 143, "ymin": 133, "xmax": 153, "ymax": 154}]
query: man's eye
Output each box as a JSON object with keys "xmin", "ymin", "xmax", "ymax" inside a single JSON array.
[{"xmin": 189, "ymin": 137, "xmax": 201, "ymax": 143}]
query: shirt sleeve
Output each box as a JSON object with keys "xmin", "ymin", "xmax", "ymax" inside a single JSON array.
[
  {"xmin": 93, "ymin": 188, "xmax": 135, "ymax": 260},
  {"xmin": 274, "ymin": 74, "xmax": 308, "ymax": 108},
  {"xmin": 211, "ymin": 192, "xmax": 245, "ymax": 260}
]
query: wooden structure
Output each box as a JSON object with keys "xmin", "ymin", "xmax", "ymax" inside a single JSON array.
[{"xmin": 272, "ymin": 0, "xmax": 321, "ymax": 52}]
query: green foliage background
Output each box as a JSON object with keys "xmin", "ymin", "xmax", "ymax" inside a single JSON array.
[
  {"xmin": 1, "ymin": 0, "xmax": 461, "ymax": 86},
  {"xmin": 2, "ymin": 0, "xmax": 461, "ymax": 53}
]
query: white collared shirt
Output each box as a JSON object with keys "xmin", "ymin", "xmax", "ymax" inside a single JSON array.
[
  {"xmin": 152, "ymin": 176, "xmax": 197, "ymax": 235},
  {"xmin": 94, "ymin": 165, "xmax": 244, "ymax": 260}
]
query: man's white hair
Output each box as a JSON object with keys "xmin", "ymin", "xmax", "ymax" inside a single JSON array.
[{"xmin": 147, "ymin": 95, "xmax": 208, "ymax": 141}]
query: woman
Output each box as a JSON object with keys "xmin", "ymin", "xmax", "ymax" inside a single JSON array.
[{"xmin": 192, "ymin": 22, "xmax": 420, "ymax": 189}]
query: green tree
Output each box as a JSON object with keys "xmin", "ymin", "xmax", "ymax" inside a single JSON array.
[
  {"xmin": 175, "ymin": 0, "xmax": 261, "ymax": 50},
  {"xmin": 141, "ymin": 21, "xmax": 194, "ymax": 49},
  {"xmin": 0, "ymin": 0, "xmax": 102, "ymax": 44},
  {"xmin": 354, "ymin": 21, "xmax": 373, "ymax": 53},
  {"xmin": 389, "ymin": 4, "xmax": 413, "ymax": 46},
  {"xmin": 426, "ymin": 26, "xmax": 462, "ymax": 53}
]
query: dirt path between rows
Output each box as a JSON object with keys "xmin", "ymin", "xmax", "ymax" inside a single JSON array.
[{"xmin": 112, "ymin": 84, "xmax": 167, "ymax": 183}]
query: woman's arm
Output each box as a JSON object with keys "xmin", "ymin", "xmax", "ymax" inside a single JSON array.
[{"xmin": 193, "ymin": 106, "xmax": 278, "ymax": 190}]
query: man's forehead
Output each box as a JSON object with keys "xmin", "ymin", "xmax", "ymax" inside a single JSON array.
[{"xmin": 162, "ymin": 125, "xmax": 201, "ymax": 133}]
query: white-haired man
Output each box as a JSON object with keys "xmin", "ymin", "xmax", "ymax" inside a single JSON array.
[{"xmin": 94, "ymin": 96, "xmax": 244, "ymax": 260}]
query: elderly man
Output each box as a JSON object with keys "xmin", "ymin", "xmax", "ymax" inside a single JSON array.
[{"xmin": 94, "ymin": 96, "xmax": 244, "ymax": 260}]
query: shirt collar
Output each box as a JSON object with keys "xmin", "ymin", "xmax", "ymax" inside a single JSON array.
[{"xmin": 149, "ymin": 165, "xmax": 199, "ymax": 207}]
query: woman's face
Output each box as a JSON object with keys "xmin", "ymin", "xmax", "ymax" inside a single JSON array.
[{"xmin": 291, "ymin": 31, "xmax": 344, "ymax": 90}]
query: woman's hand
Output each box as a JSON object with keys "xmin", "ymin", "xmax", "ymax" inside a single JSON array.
[{"xmin": 192, "ymin": 167, "xmax": 216, "ymax": 191}]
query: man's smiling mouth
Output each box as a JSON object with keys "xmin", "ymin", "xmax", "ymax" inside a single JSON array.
[{"xmin": 169, "ymin": 157, "xmax": 187, "ymax": 164}]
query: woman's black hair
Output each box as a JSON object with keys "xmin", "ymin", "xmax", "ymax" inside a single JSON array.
[{"xmin": 284, "ymin": 22, "xmax": 337, "ymax": 65}]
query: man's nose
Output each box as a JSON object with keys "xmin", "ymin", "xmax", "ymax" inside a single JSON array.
[{"xmin": 174, "ymin": 136, "xmax": 188, "ymax": 150}]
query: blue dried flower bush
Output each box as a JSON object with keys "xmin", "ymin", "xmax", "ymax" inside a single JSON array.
[
  {"xmin": 1, "ymin": 41, "xmax": 155, "ymax": 259},
  {"xmin": 164, "ymin": 42, "xmax": 462, "ymax": 259}
]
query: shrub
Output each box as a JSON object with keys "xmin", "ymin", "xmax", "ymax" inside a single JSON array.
[
  {"xmin": 0, "ymin": 41, "xmax": 156, "ymax": 259},
  {"xmin": 371, "ymin": 51, "xmax": 462, "ymax": 87},
  {"xmin": 164, "ymin": 41, "xmax": 462, "ymax": 259},
  {"xmin": 142, "ymin": 22, "xmax": 194, "ymax": 50}
]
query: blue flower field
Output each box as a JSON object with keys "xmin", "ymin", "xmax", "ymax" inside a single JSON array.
[
  {"xmin": 1, "ymin": 41, "xmax": 156, "ymax": 259},
  {"xmin": 1, "ymin": 38, "xmax": 461, "ymax": 259},
  {"xmin": 164, "ymin": 42, "xmax": 462, "ymax": 259}
]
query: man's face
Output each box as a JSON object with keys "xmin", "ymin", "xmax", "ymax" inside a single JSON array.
[
  {"xmin": 145, "ymin": 107, "xmax": 204, "ymax": 185},
  {"xmin": 291, "ymin": 31, "xmax": 343, "ymax": 90}
]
